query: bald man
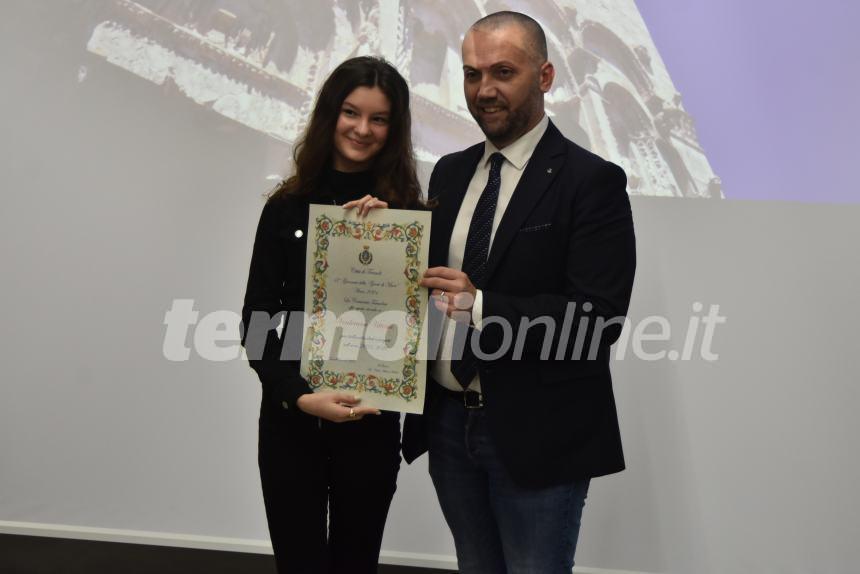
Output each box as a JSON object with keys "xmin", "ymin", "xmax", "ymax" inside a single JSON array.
[{"xmin": 406, "ymin": 11, "xmax": 636, "ymax": 573}]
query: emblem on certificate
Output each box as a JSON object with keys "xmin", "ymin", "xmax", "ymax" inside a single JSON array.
[
  {"xmin": 300, "ymin": 204, "xmax": 431, "ymax": 414},
  {"xmin": 358, "ymin": 245, "xmax": 373, "ymax": 265}
]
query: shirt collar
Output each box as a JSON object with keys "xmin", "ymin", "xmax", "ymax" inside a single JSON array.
[{"xmin": 481, "ymin": 113, "xmax": 549, "ymax": 171}]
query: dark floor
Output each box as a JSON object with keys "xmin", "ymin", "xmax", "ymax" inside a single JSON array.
[{"xmin": 0, "ymin": 534, "xmax": 455, "ymax": 574}]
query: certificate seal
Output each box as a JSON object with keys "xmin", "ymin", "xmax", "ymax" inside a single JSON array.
[{"xmin": 358, "ymin": 245, "xmax": 373, "ymax": 265}]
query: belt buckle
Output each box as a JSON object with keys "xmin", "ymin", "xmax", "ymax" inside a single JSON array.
[{"xmin": 463, "ymin": 390, "xmax": 483, "ymax": 409}]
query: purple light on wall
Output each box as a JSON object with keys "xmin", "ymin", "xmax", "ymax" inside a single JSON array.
[{"xmin": 635, "ymin": 0, "xmax": 860, "ymax": 203}]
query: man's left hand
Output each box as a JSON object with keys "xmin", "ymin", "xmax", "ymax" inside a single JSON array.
[{"xmin": 421, "ymin": 267, "xmax": 477, "ymax": 322}]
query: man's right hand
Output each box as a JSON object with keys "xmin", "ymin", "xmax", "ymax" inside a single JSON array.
[{"xmin": 296, "ymin": 392, "xmax": 381, "ymax": 422}]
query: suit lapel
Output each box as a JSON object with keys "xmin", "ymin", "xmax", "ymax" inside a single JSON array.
[
  {"xmin": 430, "ymin": 144, "xmax": 484, "ymax": 267},
  {"xmin": 483, "ymin": 121, "xmax": 566, "ymax": 283}
]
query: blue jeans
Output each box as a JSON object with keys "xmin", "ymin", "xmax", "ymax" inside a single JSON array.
[{"xmin": 428, "ymin": 394, "xmax": 590, "ymax": 574}]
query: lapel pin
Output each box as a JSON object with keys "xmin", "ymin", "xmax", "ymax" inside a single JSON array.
[{"xmin": 546, "ymin": 168, "xmax": 553, "ymax": 174}]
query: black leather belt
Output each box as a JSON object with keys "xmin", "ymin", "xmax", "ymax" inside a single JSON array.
[{"xmin": 439, "ymin": 386, "xmax": 484, "ymax": 409}]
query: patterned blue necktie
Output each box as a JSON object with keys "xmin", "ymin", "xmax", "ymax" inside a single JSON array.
[{"xmin": 451, "ymin": 152, "xmax": 504, "ymax": 388}]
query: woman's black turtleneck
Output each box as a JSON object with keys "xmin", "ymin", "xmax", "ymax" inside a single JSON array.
[{"xmin": 317, "ymin": 168, "xmax": 375, "ymax": 206}]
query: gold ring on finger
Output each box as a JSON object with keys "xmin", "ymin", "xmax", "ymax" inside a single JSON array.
[{"xmin": 348, "ymin": 408, "xmax": 356, "ymax": 418}]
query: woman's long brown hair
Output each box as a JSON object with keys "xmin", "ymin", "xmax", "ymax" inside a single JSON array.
[{"xmin": 271, "ymin": 56, "xmax": 423, "ymax": 209}]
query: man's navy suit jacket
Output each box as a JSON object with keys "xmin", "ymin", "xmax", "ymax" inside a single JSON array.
[{"xmin": 403, "ymin": 120, "xmax": 637, "ymax": 488}]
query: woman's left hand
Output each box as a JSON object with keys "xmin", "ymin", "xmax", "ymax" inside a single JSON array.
[{"xmin": 343, "ymin": 194, "xmax": 388, "ymax": 217}]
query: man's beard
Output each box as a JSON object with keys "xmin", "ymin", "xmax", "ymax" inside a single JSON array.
[{"xmin": 471, "ymin": 93, "xmax": 541, "ymax": 146}]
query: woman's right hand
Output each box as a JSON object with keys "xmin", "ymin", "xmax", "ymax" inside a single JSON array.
[
  {"xmin": 342, "ymin": 194, "xmax": 388, "ymax": 217},
  {"xmin": 296, "ymin": 392, "xmax": 381, "ymax": 422}
]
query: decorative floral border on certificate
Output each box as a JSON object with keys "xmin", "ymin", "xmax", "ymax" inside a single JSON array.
[{"xmin": 306, "ymin": 214, "xmax": 424, "ymax": 402}]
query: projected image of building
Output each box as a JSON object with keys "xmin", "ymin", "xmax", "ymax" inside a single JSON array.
[{"xmin": 85, "ymin": 0, "xmax": 721, "ymax": 198}]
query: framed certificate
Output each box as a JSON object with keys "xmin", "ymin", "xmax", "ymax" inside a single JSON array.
[{"xmin": 300, "ymin": 204, "xmax": 431, "ymax": 414}]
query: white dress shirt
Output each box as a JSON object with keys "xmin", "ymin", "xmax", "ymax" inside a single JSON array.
[{"xmin": 433, "ymin": 114, "xmax": 549, "ymax": 392}]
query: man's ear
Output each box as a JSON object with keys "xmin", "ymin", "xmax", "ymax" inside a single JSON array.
[{"xmin": 539, "ymin": 61, "xmax": 555, "ymax": 93}]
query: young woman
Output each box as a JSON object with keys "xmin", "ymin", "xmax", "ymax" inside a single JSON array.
[{"xmin": 240, "ymin": 57, "xmax": 424, "ymax": 574}]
